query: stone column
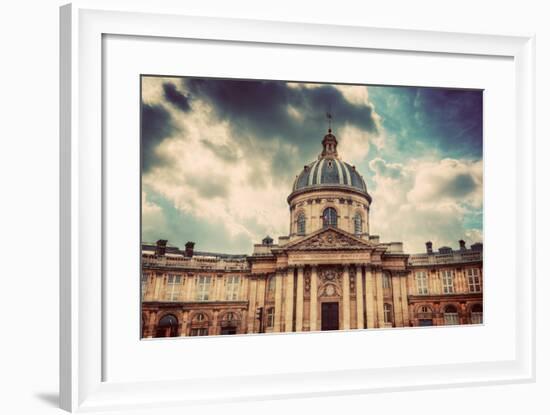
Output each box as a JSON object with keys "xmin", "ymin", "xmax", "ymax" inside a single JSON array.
[
  {"xmin": 284, "ymin": 267, "xmax": 295, "ymax": 332},
  {"xmin": 309, "ymin": 266, "xmax": 318, "ymax": 331},
  {"xmin": 274, "ymin": 270, "xmax": 284, "ymax": 332},
  {"xmin": 364, "ymin": 266, "xmax": 376, "ymax": 328},
  {"xmin": 296, "ymin": 267, "xmax": 304, "ymax": 331},
  {"xmin": 247, "ymin": 277, "xmax": 258, "ymax": 333},
  {"xmin": 180, "ymin": 310, "xmax": 189, "ymax": 337},
  {"xmin": 391, "ymin": 274, "xmax": 404, "ymax": 327},
  {"xmin": 354, "ymin": 265, "xmax": 364, "ymax": 329},
  {"xmin": 400, "ymin": 276, "xmax": 410, "ymax": 326},
  {"xmin": 342, "ymin": 265, "xmax": 351, "ymax": 330},
  {"xmin": 375, "ymin": 269, "xmax": 385, "ymax": 327}
]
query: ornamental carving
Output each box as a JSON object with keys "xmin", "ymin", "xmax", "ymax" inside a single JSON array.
[
  {"xmin": 290, "ymin": 229, "xmax": 370, "ymax": 251},
  {"xmin": 319, "ymin": 267, "xmax": 342, "ymax": 285}
]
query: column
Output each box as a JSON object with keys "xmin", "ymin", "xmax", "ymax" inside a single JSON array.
[
  {"xmin": 375, "ymin": 269, "xmax": 385, "ymax": 327},
  {"xmin": 391, "ymin": 274, "xmax": 404, "ymax": 327},
  {"xmin": 180, "ymin": 310, "xmax": 189, "ymax": 337},
  {"xmin": 284, "ymin": 267, "xmax": 295, "ymax": 332},
  {"xmin": 274, "ymin": 270, "xmax": 284, "ymax": 332},
  {"xmin": 247, "ymin": 277, "xmax": 258, "ymax": 333},
  {"xmin": 309, "ymin": 266, "xmax": 318, "ymax": 331},
  {"xmin": 401, "ymin": 276, "xmax": 410, "ymax": 326},
  {"xmin": 342, "ymin": 265, "xmax": 351, "ymax": 330},
  {"xmin": 355, "ymin": 265, "xmax": 364, "ymax": 329},
  {"xmin": 364, "ymin": 266, "xmax": 376, "ymax": 328},
  {"xmin": 296, "ymin": 267, "xmax": 304, "ymax": 331}
]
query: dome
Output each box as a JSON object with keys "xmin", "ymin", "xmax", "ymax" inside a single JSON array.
[{"xmin": 290, "ymin": 129, "xmax": 370, "ymax": 199}]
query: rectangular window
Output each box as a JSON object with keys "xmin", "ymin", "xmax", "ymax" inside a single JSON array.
[
  {"xmin": 471, "ymin": 312, "xmax": 483, "ymax": 324},
  {"xmin": 444, "ymin": 313, "xmax": 459, "ymax": 325},
  {"xmin": 196, "ymin": 276, "xmax": 211, "ymax": 301},
  {"xmin": 225, "ymin": 275, "xmax": 240, "ymax": 301},
  {"xmin": 467, "ymin": 268, "xmax": 481, "ymax": 292},
  {"xmin": 415, "ymin": 271, "xmax": 428, "ymax": 295},
  {"xmin": 266, "ymin": 307, "xmax": 275, "ymax": 328},
  {"xmin": 190, "ymin": 328, "xmax": 208, "ymax": 336},
  {"xmin": 382, "ymin": 273, "xmax": 391, "ymax": 289},
  {"xmin": 383, "ymin": 303, "xmax": 393, "ymax": 324},
  {"xmin": 141, "ymin": 272, "xmax": 149, "ymax": 300},
  {"xmin": 442, "ymin": 270, "xmax": 454, "ymax": 294},
  {"xmin": 165, "ymin": 274, "xmax": 183, "ymax": 301}
]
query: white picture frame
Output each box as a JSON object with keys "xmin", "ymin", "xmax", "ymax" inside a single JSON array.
[{"xmin": 60, "ymin": 1, "xmax": 535, "ymax": 412}]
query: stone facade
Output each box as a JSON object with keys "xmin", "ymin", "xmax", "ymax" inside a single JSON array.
[{"xmin": 141, "ymin": 129, "xmax": 483, "ymax": 338}]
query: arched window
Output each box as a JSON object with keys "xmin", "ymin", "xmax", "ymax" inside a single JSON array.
[
  {"xmin": 443, "ymin": 305, "xmax": 459, "ymax": 325},
  {"xmin": 383, "ymin": 303, "xmax": 393, "ymax": 324},
  {"xmin": 322, "ymin": 207, "xmax": 338, "ymax": 228},
  {"xmin": 155, "ymin": 314, "xmax": 178, "ymax": 338},
  {"xmin": 417, "ymin": 305, "xmax": 433, "ymax": 326},
  {"xmin": 190, "ymin": 312, "xmax": 209, "ymax": 336},
  {"xmin": 354, "ymin": 213, "xmax": 362, "ymax": 235},
  {"xmin": 194, "ymin": 312, "xmax": 206, "ymax": 322},
  {"xmin": 471, "ymin": 304, "xmax": 483, "ymax": 324},
  {"xmin": 297, "ymin": 212, "xmax": 306, "ymax": 235}
]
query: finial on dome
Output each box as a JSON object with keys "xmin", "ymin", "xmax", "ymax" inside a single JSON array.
[{"xmin": 326, "ymin": 111, "xmax": 332, "ymax": 133}]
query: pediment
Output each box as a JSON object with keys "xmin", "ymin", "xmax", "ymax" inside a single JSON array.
[{"xmin": 285, "ymin": 227, "xmax": 373, "ymax": 251}]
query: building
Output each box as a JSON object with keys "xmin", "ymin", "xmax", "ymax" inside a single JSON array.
[{"xmin": 141, "ymin": 128, "xmax": 483, "ymax": 338}]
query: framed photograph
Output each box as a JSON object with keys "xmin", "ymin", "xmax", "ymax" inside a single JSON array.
[{"xmin": 60, "ymin": 2, "xmax": 535, "ymax": 412}]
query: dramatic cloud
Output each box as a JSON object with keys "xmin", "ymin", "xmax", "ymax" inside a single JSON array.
[
  {"xmin": 141, "ymin": 104, "xmax": 176, "ymax": 172},
  {"xmin": 141, "ymin": 76, "xmax": 483, "ymax": 254}
]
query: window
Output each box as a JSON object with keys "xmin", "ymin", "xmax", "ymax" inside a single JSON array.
[
  {"xmin": 194, "ymin": 312, "xmax": 206, "ymax": 322},
  {"xmin": 155, "ymin": 314, "xmax": 178, "ymax": 337},
  {"xmin": 297, "ymin": 212, "xmax": 306, "ymax": 235},
  {"xmin": 266, "ymin": 307, "xmax": 275, "ymax": 328},
  {"xmin": 141, "ymin": 272, "xmax": 149, "ymax": 300},
  {"xmin": 383, "ymin": 303, "xmax": 393, "ymax": 324},
  {"xmin": 415, "ymin": 271, "xmax": 428, "ymax": 295},
  {"xmin": 225, "ymin": 275, "xmax": 240, "ymax": 301},
  {"xmin": 418, "ymin": 305, "xmax": 432, "ymax": 314},
  {"xmin": 382, "ymin": 272, "xmax": 391, "ymax": 289},
  {"xmin": 165, "ymin": 274, "xmax": 183, "ymax": 301},
  {"xmin": 190, "ymin": 328, "xmax": 208, "ymax": 336},
  {"xmin": 443, "ymin": 305, "xmax": 459, "ymax": 325},
  {"xmin": 354, "ymin": 213, "xmax": 362, "ymax": 235},
  {"xmin": 467, "ymin": 268, "xmax": 481, "ymax": 292},
  {"xmin": 471, "ymin": 304, "xmax": 483, "ymax": 324},
  {"xmin": 322, "ymin": 207, "xmax": 338, "ymax": 228},
  {"xmin": 196, "ymin": 276, "xmax": 211, "ymax": 301},
  {"xmin": 267, "ymin": 276, "xmax": 276, "ymax": 294},
  {"xmin": 441, "ymin": 270, "xmax": 454, "ymax": 294},
  {"xmin": 224, "ymin": 312, "xmax": 235, "ymax": 321}
]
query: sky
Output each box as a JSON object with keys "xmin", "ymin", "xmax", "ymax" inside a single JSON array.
[{"xmin": 141, "ymin": 76, "xmax": 483, "ymax": 254}]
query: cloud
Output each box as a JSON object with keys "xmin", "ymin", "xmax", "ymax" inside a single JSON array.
[
  {"xmin": 140, "ymin": 77, "xmax": 482, "ymax": 254},
  {"xmin": 369, "ymin": 157, "xmax": 483, "ymax": 252},
  {"xmin": 369, "ymin": 157, "xmax": 405, "ymax": 180},
  {"xmin": 163, "ymin": 82, "xmax": 191, "ymax": 112},
  {"xmin": 407, "ymin": 158, "xmax": 482, "ymax": 208},
  {"xmin": 141, "ymin": 103, "xmax": 176, "ymax": 172}
]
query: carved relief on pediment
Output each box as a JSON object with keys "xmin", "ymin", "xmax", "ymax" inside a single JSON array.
[{"xmin": 293, "ymin": 229, "xmax": 367, "ymax": 250}]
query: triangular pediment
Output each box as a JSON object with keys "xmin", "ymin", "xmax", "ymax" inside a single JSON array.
[{"xmin": 285, "ymin": 227, "xmax": 374, "ymax": 251}]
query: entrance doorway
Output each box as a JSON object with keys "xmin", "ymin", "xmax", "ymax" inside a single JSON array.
[
  {"xmin": 321, "ymin": 302, "xmax": 339, "ymax": 331},
  {"xmin": 220, "ymin": 326, "xmax": 237, "ymax": 335}
]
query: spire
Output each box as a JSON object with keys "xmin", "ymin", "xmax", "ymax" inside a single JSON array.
[{"xmin": 320, "ymin": 112, "xmax": 338, "ymax": 158}]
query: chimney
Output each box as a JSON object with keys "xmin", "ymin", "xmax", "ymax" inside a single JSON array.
[
  {"xmin": 185, "ymin": 241, "xmax": 195, "ymax": 257},
  {"xmin": 155, "ymin": 239, "xmax": 167, "ymax": 256},
  {"xmin": 459, "ymin": 240, "xmax": 466, "ymax": 251},
  {"xmin": 425, "ymin": 241, "xmax": 433, "ymax": 254}
]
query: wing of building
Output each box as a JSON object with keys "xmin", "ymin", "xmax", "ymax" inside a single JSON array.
[{"xmin": 141, "ymin": 128, "xmax": 483, "ymax": 338}]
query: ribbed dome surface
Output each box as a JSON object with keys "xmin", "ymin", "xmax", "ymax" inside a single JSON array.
[{"xmin": 293, "ymin": 157, "xmax": 367, "ymax": 192}]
